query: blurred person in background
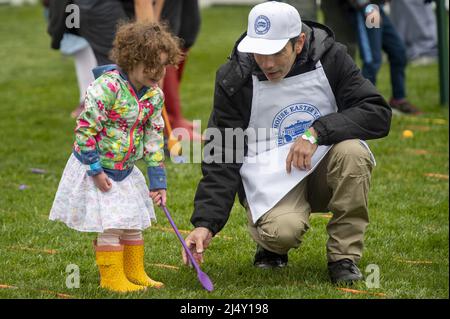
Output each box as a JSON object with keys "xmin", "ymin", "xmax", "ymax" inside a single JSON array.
[
  {"xmin": 157, "ymin": 0, "xmax": 202, "ymax": 140},
  {"xmin": 68, "ymin": 0, "xmax": 155, "ymax": 65},
  {"xmin": 390, "ymin": 0, "xmax": 438, "ymax": 66},
  {"xmin": 321, "ymin": 0, "xmax": 358, "ymax": 59},
  {"xmin": 45, "ymin": 0, "xmax": 97, "ymax": 118},
  {"xmin": 49, "ymin": 0, "xmax": 199, "ymax": 140},
  {"xmin": 281, "ymin": 0, "xmax": 318, "ymax": 21},
  {"xmin": 350, "ymin": 0, "xmax": 423, "ymax": 115}
]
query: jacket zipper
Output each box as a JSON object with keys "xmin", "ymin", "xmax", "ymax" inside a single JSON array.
[
  {"xmin": 120, "ymin": 106, "xmax": 141, "ymax": 169},
  {"xmin": 117, "ymin": 85, "xmax": 155, "ymax": 169},
  {"xmin": 117, "ymin": 84, "xmax": 142, "ymax": 170}
]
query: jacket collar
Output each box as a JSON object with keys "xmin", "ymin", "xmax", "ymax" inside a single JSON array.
[{"xmin": 91, "ymin": 64, "xmax": 150, "ymax": 99}]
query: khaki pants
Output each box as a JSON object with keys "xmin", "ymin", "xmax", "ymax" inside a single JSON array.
[{"xmin": 246, "ymin": 139, "xmax": 374, "ymax": 263}]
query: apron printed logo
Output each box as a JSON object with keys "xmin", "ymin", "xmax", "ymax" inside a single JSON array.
[
  {"xmin": 254, "ymin": 15, "xmax": 271, "ymax": 35},
  {"xmin": 272, "ymin": 103, "xmax": 321, "ymax": 146}
]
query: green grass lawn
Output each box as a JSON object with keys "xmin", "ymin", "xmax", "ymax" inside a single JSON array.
[{"xmin": 0, "ymin": 4, "xmax": 448, "ymax": 299}]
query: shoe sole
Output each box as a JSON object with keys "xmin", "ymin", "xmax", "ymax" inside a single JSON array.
[
  {"xmin": 330, "ymin": 275, "xmax": 364, "ymax": 285},
  {"xmin": 391, "ymin": 108, "xmax": 405, "ymax": 116},
  {"xmin": 391, "ymin": 107, "xmax": 423, "ymax": 116},
  {"xmin": 254, "ymin": 263, "xmax": 287, "ymax": 269}
]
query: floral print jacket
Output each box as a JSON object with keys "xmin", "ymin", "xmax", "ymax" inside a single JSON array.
[{"xmin": 73, "ymin": 66, "xmax": 166, "ymax": 189}]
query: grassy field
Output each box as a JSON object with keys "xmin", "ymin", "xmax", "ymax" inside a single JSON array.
[{"xmin": 0, "ymin": 4, "xmax": 448, "ymax": 299}]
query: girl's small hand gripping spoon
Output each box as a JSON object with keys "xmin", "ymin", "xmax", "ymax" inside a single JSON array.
[{"xmin": 161, "ymin": 205, "xmax": 214, "ymax": 292}]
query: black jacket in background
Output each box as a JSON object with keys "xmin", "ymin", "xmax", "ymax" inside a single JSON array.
[
  {"xmin": 346, "ymin": 0, "xmax": 386, "ymax": 10},
  {"xmin": 191, "ymin": 21, "xmax": 392, "ymax": 236},
  {"xmin": 47, "ymin": 0, "xmax": 72, "ymax": 50}
]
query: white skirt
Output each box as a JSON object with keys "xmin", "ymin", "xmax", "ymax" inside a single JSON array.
[{"xmin": 49, "ymin": 154, "xmax": 156, "ymax": 232}]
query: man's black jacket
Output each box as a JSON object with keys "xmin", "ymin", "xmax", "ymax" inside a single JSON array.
[{"xmin": 191, "ymin": 21, "xmax": 391, "ymax": 236}]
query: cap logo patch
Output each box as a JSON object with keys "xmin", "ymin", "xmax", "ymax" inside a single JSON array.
[{"xmin": 254, "ymin": 15, "xmax": 270, "ymax": 35}]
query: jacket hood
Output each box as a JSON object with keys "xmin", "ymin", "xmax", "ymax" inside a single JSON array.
[
  {"xmin": 92, "ymin": 64, "xmax": 119, "ymax": 79},
  {"xmin": 300, "ymin": 21, "xmax": 335, "ymax": 64},
  {"xmin": 91, "ymin": 64, "xmax": 151, "ymax": 99}
]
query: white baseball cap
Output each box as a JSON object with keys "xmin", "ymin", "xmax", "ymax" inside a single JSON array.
[{"xmin": 237, "ymin": 1, "xmax": 302, "ymax": 55}]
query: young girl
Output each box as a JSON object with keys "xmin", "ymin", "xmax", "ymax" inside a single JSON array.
[{"xmin": 49, "ymin": 22, "xmax": 181, "ymax": 293}]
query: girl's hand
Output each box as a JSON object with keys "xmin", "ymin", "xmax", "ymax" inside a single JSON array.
[
  {"xmin": 92, "ymin": 172, "xmax": 112, "ymax": 192},
  {"xmin": 150, "ymin": 189, "xmax": 166, "ymax": 207}
]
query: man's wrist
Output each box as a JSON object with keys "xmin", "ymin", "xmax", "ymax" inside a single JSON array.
[
  {"xmin": 301, "ymin": 128, "xmax": 318, "ymax": 144},
  {"xmin": 308, "ymin": 127, "xmax": 318, "ymax": 139},
  {"xmin": 193, "ymin": 223, "xmax": 217, "ymax": 237},
  {"xmin": 196, "ymin": 226, "xmax": 213, "ymax": 237}
]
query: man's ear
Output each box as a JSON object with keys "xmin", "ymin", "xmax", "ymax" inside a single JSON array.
[{"xmin": 295, "ymin": 33, "xmax": 306, "ymax": 54}]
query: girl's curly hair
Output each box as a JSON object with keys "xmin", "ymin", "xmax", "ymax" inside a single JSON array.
[{"xmin": 110, "ymin": 21, "xmax": 182, "ymax": 75}]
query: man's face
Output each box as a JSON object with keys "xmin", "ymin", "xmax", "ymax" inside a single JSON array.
[{"xmin": 253, "ymin": 34, "xmax": 305, "ymax": 82}]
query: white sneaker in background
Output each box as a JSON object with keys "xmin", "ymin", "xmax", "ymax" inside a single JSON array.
[{"xmin": 410, "ymin": 55, "xmax": 438, "ymax": 67}]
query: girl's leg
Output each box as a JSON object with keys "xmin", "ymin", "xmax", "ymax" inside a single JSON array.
[
  {"xmin": 121, "ymin": 230, "xmax": 164, "ymax": 288},
  {"xmin": 97, "ymin": 228, "xmax": 123, "ymax": 246},
  {"xmin": 121, "ymin": 229, "xmax": 143, "ymax": 242}
]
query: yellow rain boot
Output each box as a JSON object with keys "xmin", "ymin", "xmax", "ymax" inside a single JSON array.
[
  {"xmin": 95, "ymin": 243, "xmax": 147, "ymax": 293},
  {"xmin": 122, "ymin": 239, "xmax": 164, "ymax": 288}
]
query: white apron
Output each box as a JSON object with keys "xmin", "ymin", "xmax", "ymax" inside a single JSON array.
[{"xmin": 240, "ymin": 61, "xmax": 338, "ymax": 223}]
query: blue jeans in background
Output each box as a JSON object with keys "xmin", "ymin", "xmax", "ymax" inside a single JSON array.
[{"xmin": 356, "ymin": 5, "xmax": 408, "ymax": 100}]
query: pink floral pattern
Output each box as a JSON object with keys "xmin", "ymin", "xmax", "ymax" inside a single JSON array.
[{"xmin": 74, "ymin": 70, "xmax": 165, "ymax": 170}]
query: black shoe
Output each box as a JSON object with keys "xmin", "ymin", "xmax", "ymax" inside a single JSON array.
[
  {"xmin": 253, "ymin": 245, "xmax": 288, "ymax": 269},
  {"xmin": 328, "ymin": 259, "xmax": 364, "ymax": 284}
]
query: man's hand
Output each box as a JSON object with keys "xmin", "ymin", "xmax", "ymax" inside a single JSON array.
[
  {"xmin": 150, "ymin": 189, "xmax": 167, "ymax": 207},
  {"xmin": 182, "ymin": 227, "xmax": 213, "ymax": 266},
  {"xmin": 286, "ymin": 127, "xmax": 318, "ymax": 173},
  {"xmin": 92, "ymin": 172, "xmax": 112, "ymax": 192}
]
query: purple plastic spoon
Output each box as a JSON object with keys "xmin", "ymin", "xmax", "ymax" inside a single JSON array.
[{"xmin": 161, "ymin": 205, "xmax": 214, "ymax": 292}]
